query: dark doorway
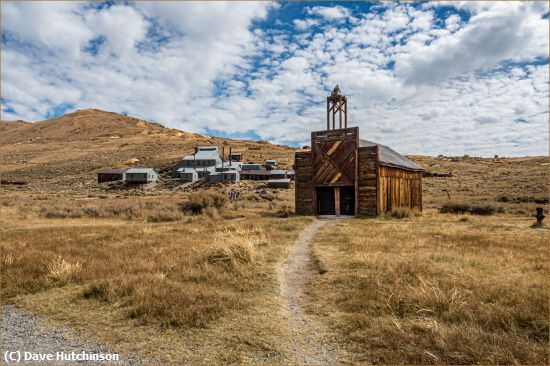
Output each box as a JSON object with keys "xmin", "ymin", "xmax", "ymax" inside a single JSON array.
[
  {"xmin": 316, "ymin": 187, "xmax": 335, "ymax": 215},
  {"xmin": 340, "ymin": 186, "xmax": 355, "ymax": 215}
]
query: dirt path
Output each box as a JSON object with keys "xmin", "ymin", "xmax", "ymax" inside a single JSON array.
[{"xmin": 278, "ymin": 219, "xmax": 341, "ymax": 365}]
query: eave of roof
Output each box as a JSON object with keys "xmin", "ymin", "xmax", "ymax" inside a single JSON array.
[{"xmin": 359, "ymin": 140, "xmax": 424, "ymax": 172}]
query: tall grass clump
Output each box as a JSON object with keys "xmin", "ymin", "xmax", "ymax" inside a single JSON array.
[
  {"xmin": 206, "ymin": 228, "xmax": 257, "ymax": 271},
  {"xmin": 45, "ymin": 257, "xmax": 82, "ymax": 284}
]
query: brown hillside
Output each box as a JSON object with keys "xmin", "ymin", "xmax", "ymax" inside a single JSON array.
[
  {"xmin": 0, "ymin": 109, "xmax": 298, "ymax": 190},
  {"xmin": 0, "ymin": 109, "xmax": 183, "ymax": 144}
]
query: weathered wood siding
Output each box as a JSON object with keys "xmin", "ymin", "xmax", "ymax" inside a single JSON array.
[
  {"xmin": 357, "ymin": 146, "xmax": 378, "ymax": 216},
  {"xmin": 294, "ymin": 151, "xmax": 314, "ymax": 214},
  {"xmin": 312, "ymin": 128, "xmax": 358, "ymax": 187},
  {"xmin": 377, "ymin": 166, "xmax": 422, "ymax": 213}
]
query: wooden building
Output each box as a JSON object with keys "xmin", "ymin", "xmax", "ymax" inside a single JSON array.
[
  {"xmin": 97, "ymin": 168, "xmax": 128, "ymax": 183},
  {"xmin": 295, "ymin": 86, "xmax": 424, "ymax": 216}
]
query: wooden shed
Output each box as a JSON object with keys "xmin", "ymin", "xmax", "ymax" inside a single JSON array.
[
  {"xmin": 98, "ymin": 168, "xmax": 128, "ymax": 183},
  {"xmin": 294, "ymin": 86, "xmax": 424, "ymax": 216}
]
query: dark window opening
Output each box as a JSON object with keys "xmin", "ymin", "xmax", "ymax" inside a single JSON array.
[
  {"xmin": 316, "ymin": 187, "xmax": 335, "ymax": 215},
  {"xmin": 340, "ymin": 186, "xmax": 355, "ymax": 215}
]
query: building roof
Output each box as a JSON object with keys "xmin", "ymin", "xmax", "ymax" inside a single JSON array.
[
  {"xmin": 359, "ymin": 140, "xmax": 424, "ymax": 171},
  {"xmin": 125, "ymin": 168, "xmax": 157, "ymax": 174},
  {"xmin": 98, "ymin": 168, "xmax": 128, "ymax": 174},
  {"xmin": 239, "ymin": 170, "xmax": 271, "ymax": 176},
  {"xmin": 209, "ymin": 170, "xmax": 239, "ymax": 175},
  {"xmin": 265, "ymin": 159, "xmax": 277, "ymax": 163},
  {"xmin": 182, "ymin": 149, "xmax": 221, "ymax": 161},
  {"xmin": 270, "ymin": 169, "xmax": 287, "ymax": 175},
  {"xmin": 268, "ymin": 178, "xmax": 291, "ymax": 183}
]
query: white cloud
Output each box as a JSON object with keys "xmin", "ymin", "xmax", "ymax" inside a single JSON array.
[
  {"xmin": 294, "ymin": 18, "xmax": 318, "ymax": 31},
  {"xmin": 306, "ymin": 6, "xmax": 351, "ymax": 21},
  {"xmin": 1, "ymin": 2, "xmax": 548, "ymax": 156},
  {"xmin": 395, "ymin": 2, "xmax": 548, "ymax": 85}
]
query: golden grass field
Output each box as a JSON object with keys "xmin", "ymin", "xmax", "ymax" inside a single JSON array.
[
  {"xmin": 1, "ymin": 189, "xmax": 314, "ymax": 364},
  {"xmin": 1, "ymin": 109, "xmax": 548, "ymax": 364},
  {"xmin": 307, "ymin": 212, "xmax": 548, "ymax": 364}
]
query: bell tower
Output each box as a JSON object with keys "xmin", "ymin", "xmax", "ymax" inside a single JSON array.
[{"xmin": 326, "ymin": 84, "xmax": 347, "ymax": 130}]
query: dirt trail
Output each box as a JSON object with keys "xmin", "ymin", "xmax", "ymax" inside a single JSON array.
[{"xmin": 278, "ymin": 219, "xmax": 341, "ymax": 365}]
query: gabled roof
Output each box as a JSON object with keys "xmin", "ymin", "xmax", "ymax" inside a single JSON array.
[
  {"xmin": 183, "ymin": 149, "xmax": 221, "ymax": 161},
  {"xmin": 99, "ymin": 168, "xmax": 128, "ymax": 174},
  {"xmin": 126, "ymin": 168, "xmax": 157, "ymax": 174},
  {"xmin": 359, "ymin": 140, "xmax": 424, "ymax": 171}
]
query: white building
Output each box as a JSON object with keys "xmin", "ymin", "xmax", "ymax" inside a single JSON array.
[
  {"xmin": 171, "ymin": 146, "xmax": 223, "ymax": 177},
  {"xmin": 124, "ymin": 168, "xmax": 158, "ymax": 183},
  {"xmin": 177, "ymin": 168, "xmax": 199, "ymax": 182},
  {"xmin": 206, "ymin": 170, "xmax": 240, "ymax": 183}
]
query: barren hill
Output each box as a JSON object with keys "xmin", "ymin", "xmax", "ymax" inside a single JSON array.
[
  {"xmin": 1, "ymin": 109, "xmax": 547, "ymax": 210},
  {"xmin": 0, "ymin": 109, "xmax": 298, "ymax": 190}
]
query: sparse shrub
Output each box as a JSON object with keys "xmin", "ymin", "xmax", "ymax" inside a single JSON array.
[
  {"xmin": 180, "ymin": 191, "xmax": 226, "ymax": 214},
  {"xmin": 440, "ymin": 202, "xmax": 504, "ymax": 215},
  {"xmin": 45, "ymin": 257, "xmax": 82, "ymax": 284},
  {"xmin": 496, "ymin": 194, "xmax": 549, "ymax": 204},
  {"xmin": 40, "ymin": 206, "xmax": 82, "ymax": 218},
  {"xmin": 469, "ymin": 204, "xmax": 503, "ymax": 215},
  {"xmin": 440, "ymin": 202, "xmax": 472, "ymax": 214}
]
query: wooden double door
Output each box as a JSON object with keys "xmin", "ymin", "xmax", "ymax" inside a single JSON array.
[{"xmin": 316, "ymin": 186, "xmax": 355, "ymax": 216}]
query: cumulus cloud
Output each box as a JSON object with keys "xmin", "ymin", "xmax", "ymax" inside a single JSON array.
[
  {"xmin": 306, "ymin": 6, "xmax": 351, "ymax": 21},
  {"xmin": 395, "ymin": 2, "xmax": 548, "ymax": 85},
  {"xmin": 1, "ymin": 1, "xmax": 548, "ymax": 156}
]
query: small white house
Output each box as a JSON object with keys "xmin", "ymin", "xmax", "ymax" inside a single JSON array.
[
  {"xmin": 124, "ymin": 168, "xmax": 158, "ymax": 184},
  {"xmin": 177, "ymin": 168, "xmax": 198, "ymax": 182},
  {"xmin": 206, "ymin": 170, "xmax": 240, "ymax": 183},
  {"xmin": 265, "ymin": 159, "xmax": 277, "ymax": 167}
]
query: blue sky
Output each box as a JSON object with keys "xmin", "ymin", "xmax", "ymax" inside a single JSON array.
[{"xmin": 1, "ymin": 1, "xmax": 548, "ymax": 156}]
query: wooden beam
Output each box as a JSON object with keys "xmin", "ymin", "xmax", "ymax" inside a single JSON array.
[
  {"xmin": 339, "ymin": 96, "xmax": 342, "ymax": 129},
  {"xmin": 335, "ymin": 186, "xmax": 341, "ymax": 216},
  {"xmin": 326, "ymin": 98, "xmax": 329, "ymax": 130}
]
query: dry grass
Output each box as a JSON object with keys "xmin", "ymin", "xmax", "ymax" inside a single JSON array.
[
  {"xmin": 412, "ymin": 155, "xmax": 549, "ymax": 216},
  {"xmin": 0, "ymin": 192, "xmax": 310, "ymax": 363},
  {"xmin": 306, "ymin": 212, "xmax": 549, "ymax": 364}
]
